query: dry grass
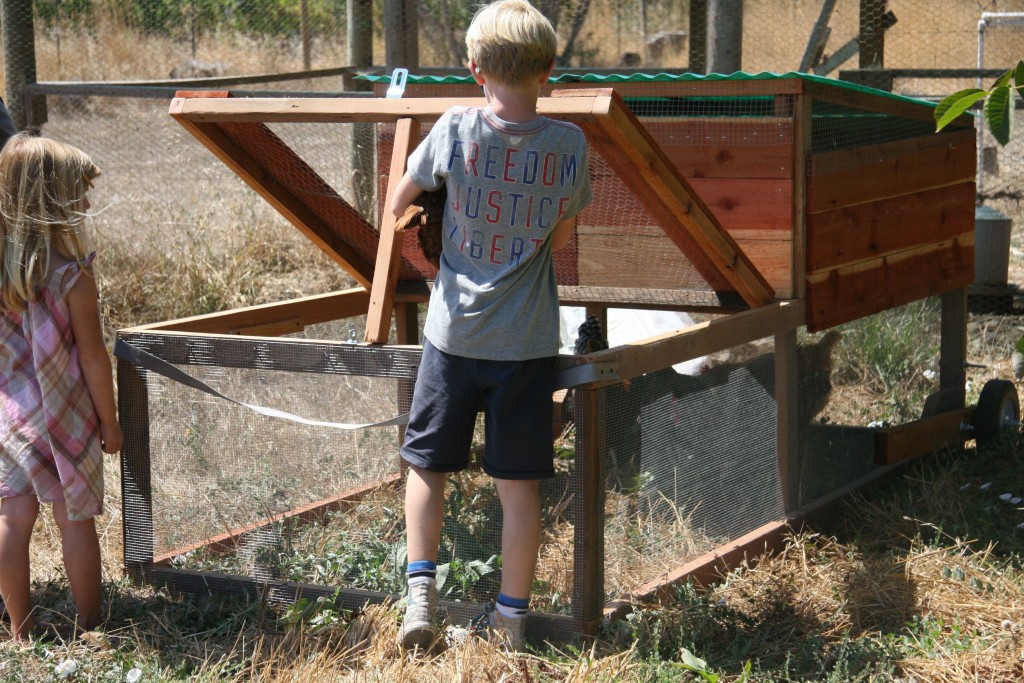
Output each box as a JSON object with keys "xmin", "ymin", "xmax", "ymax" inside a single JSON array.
[{"xmin": 702, "ymin": 528, "xmax": 1024, "ymax": 681}]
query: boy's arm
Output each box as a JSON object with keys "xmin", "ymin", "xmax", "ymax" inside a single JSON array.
[
  {"xmin": 551, "ymin": 216, "xmax": 578, "ymax": 251},
  {"xmin": 391, "ymin": 172, "xmax": 426, "ymax": 218}
]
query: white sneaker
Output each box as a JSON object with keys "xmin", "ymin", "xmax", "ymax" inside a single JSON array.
[
  {"xmin": 468, "ymin": 601, "xmax": 527, "ymax": 652},
  {"xmin": 399, "ymin": 581, "xmax": 442, "ymax": 653}
]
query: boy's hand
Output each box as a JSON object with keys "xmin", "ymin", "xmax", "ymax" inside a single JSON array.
[{"xmin": 395, "ymin": 187, "xmax": 446, "ymax": 269}]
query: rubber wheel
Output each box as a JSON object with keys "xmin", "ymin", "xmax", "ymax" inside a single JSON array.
[{"xmin": 974, "ymin": 379, "xmax": 1021, "ymax": 447}]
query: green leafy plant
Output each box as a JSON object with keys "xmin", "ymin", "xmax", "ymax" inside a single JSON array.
[
  {"xmin": 935, "ymin": 59, "xmax": 1022, "ymax": 145},
  {"xmin": 832, "ymin": 299, "xmax": 938, "ymax": 424},
  {"xmin": 679, "ymin": 648, "xmax": 751, "ymax": 682},
  {"xmin": 280, "ymin": 590, "xmax": 352, "ymax": 633},
  {"xmin": 437, "ymin": 555, "xmax": 500, "ymax": 598}
]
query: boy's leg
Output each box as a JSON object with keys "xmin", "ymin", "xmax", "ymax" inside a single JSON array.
[
  {"xmin": 494, "ymin": 478, "xmax": 541, "ymax": 599},
  {"xmin": 404, "ymin": 465, "xmax": 448, "ymax": 563},
  {"xmin": 399, "ymin": 340, "xmax": 480, "ymax": 652},
  {"xmin": 51, "ymin": 502, "xmax": 102, "ymax": 631},
  {"xmin": 470, "ymin": 353, "xmax": 553, "ymax": 651},
  {"xmin": 463, "ymin": 477, "xmax": 539, "ymax": 651},
  {"xmin": 0, "ymin": 495, "xmax": 40, "ymax": 639},
  {"xmin": 401, "ymin": 465, "xmax": 448, "ymax": 652}
]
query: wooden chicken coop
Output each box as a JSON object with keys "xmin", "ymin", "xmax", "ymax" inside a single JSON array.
[{"xmin": 115, "ymin": 72, "xmax": 998, "ymax": 642}]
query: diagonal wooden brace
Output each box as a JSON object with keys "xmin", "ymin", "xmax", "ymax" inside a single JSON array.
[{"xmin": 364, "ymin": 117, "xmax": 421, "ymax": 343}]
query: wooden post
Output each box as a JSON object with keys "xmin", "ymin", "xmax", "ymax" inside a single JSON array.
[
  {"xmin": 347, "ymin": 0, "xmax": 373, "ymax": 79},
  {"xmin": 118, "ymin": 356, "xmax": 155, "ymax": 581},
  {"xmin": 790, "ymin": 93, "xmax": 811, "ymax": 301},
  {"xmin": 859, "ymin": 0, "xmax": 887, "ymax": 68},
  {"xmin": 707, "ymin": 0, "xmax": 743, "ymax": 74},
  {"xmin": 574, "ymin": 385, "xmax": 605, "ymax": 636},
  {"xmin": 2, "ymin": 0, "xmax": 39, "ymax": 130},
  {"xmin": 300, "ymin": 0, "xmax": 312, "ymax": 71},
  {"xmin": 799, "ymin": 0, "xmax": 837, "ymax": 73},
  {"xmin": 384, "ymin": 0, "xmax": 419, "ymax": 72},
  {"xmin": 364, "ymin": 117, "xmax": 420, "ymax": 343},
  {"xmin": 938, "ymin": 288, "xmax": 968, "ymax": 413},
  {"xmin": 689, "ymin": 0, "xmax": 708, "ymax": 73},
  {"xmin": 775, "ymin": 329, "xmax": 800, "ymax": 512},
  {"xmin": 345, "ymin": 0, "xmax": 375, "ymax": 218},
  {"xmin": 639, "ymin": 0, "xmax": 648, "ymax": 57}
]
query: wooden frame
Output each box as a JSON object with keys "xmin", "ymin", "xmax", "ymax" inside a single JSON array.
[
  {"xmin": 114, "ymin": 76, "xmax": 979, "ymax": 640},
  {"xmin": 170, "ymin": 89, "xmax": 776, "ymax": 329}
]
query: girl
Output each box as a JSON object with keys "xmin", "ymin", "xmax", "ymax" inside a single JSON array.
[{"xmin": 0, "ymin": 134, "xmax": 122, "ymax": 640}]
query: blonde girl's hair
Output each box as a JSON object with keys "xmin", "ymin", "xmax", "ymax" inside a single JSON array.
[
  {"xmin": 466, "ymin": 0, "xmax": 557, "ymax": 88},
  {"xmin": 0, "ymin": 134, "xmax": 100, "ymax": 312}
]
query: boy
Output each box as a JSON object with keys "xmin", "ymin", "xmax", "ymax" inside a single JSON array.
[{"xmin": 391, "ymin": 0, "xmax": 592, "ymax": 653}]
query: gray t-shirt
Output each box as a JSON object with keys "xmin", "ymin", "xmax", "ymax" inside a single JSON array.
[{"xmin": 407, "ymin": 106, "xmax": 593, "ymax": 360}]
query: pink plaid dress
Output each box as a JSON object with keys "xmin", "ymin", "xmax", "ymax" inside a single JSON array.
[{"xmin": 0, "ymin": 253, "xmax": 104, "ymax": 521}]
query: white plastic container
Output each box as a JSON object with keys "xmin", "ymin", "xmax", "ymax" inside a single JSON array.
[{"xmin": 974, "ymin": 205, "xmax": 1012, "ymax": 287}]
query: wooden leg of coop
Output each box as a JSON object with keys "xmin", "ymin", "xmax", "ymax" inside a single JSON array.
[
  {"xmin": 365, "ymin": 117, "xmax": 420, "ymax": 343},
  {"xmin": 937, "ymin": 288, "xmax": 968, "ymax": 412},
  {"xmin": 573, "ymin": 385, "xmax": 605, "ymax": 637},
  {"xmin": 117, "ymin": 356, "xmax": 155, "ymax": 581},
  {"xmin": 775, "ymin": 329, "xmax": 800, "ymax": 513}
]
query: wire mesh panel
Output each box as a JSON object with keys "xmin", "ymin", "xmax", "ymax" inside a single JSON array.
[
  {"xmin": 116, "ymin": 326, "xmax": 591, "ymax": 640},
  {"xmin": 34, "ymin": 87, "xmax": 370, "ymax": 341},
  {"xmin": 4, "ymin": 1, "xmax": 1020, "ymax": 79},
  {"xmin": 117, "ymin": 331, "xmax": 420, "ymax": 596},
  {"xmin": 795, "ymin": 298, "xmax": 942, "ymax": 506},
  {"xmin": 0, "ymin": 0, "xmax": 1017, "ymax": 650},
  {"xmin": 598, "ymin": 338, "xmax": 783, "ymax": 603}
]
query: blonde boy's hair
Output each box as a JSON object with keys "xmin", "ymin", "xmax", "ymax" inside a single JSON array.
[
  {"xmin": 0, "ymin": 133, "xmax": 100, "ymax": 312},
  {"xmin": 466, "ymin": 0, "xmax": 557, "ymax": 88}
]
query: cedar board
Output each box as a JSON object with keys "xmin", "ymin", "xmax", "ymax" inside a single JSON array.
[
  {"xmin": 807, "ymin": 236, "xmax": 974, "ymax": 331},
  {"xmin": 807, "ymin": 182, "xmax": 976, "ymax": 272},
  {"xmin": 807, "ymin": 130, "xmax": 975, "ymax": 213}
]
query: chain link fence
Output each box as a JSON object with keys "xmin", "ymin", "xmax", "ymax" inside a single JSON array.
[
  {"xmin": 3, "ymin": 0, "xmax": 1020, "ymax": 198},
  {"xmin": 1, "ymin": 2, "xmax": 1020, "ymax": 80}
]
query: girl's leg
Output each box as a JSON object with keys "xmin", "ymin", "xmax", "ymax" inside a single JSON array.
[
  {"xmin": 0, "ymin": 495, "xmax": 40, "ymax": 639},
  {"xmin": 51, "ymin": 502, "xmax": 102, "ymax": 631},
  {"xmin": 493, "ymin": 478, "xmax": 541, "ymax": 599},
  {"xmin": 404, "ymin": 465, "xmax": 448, "ymax": 563}
]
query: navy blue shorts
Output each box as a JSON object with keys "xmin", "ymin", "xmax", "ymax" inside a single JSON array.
[{"xmin": 400, "ymin": 339, "xmax": 556, "ymax": 480}]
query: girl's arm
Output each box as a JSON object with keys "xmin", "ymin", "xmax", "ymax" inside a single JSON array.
[
  {"xmin": 551, "ymin": 216, "xmax": 578, "ymax": 252},
  {"xmin": 68, "ymin": 270, "xmax": 123, "ymax": 454}
]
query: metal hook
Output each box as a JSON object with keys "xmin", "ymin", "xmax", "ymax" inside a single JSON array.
[{"xmin": 386, "ymin": 68, "xmax": 409, "ymax": 99}]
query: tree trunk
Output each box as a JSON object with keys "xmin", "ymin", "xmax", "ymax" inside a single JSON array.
[
  {"xmin": 707, "ymin": 0, "xmax": 743, "ymax": 74},
  {"xmin": 2, "ymin": 0, "xmax": 40, "ymax": 130}
]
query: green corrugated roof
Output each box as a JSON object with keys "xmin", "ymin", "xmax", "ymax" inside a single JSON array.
[{"xmin": 358, "ymin": 70, "xmax": 937, "ymax": 109}]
